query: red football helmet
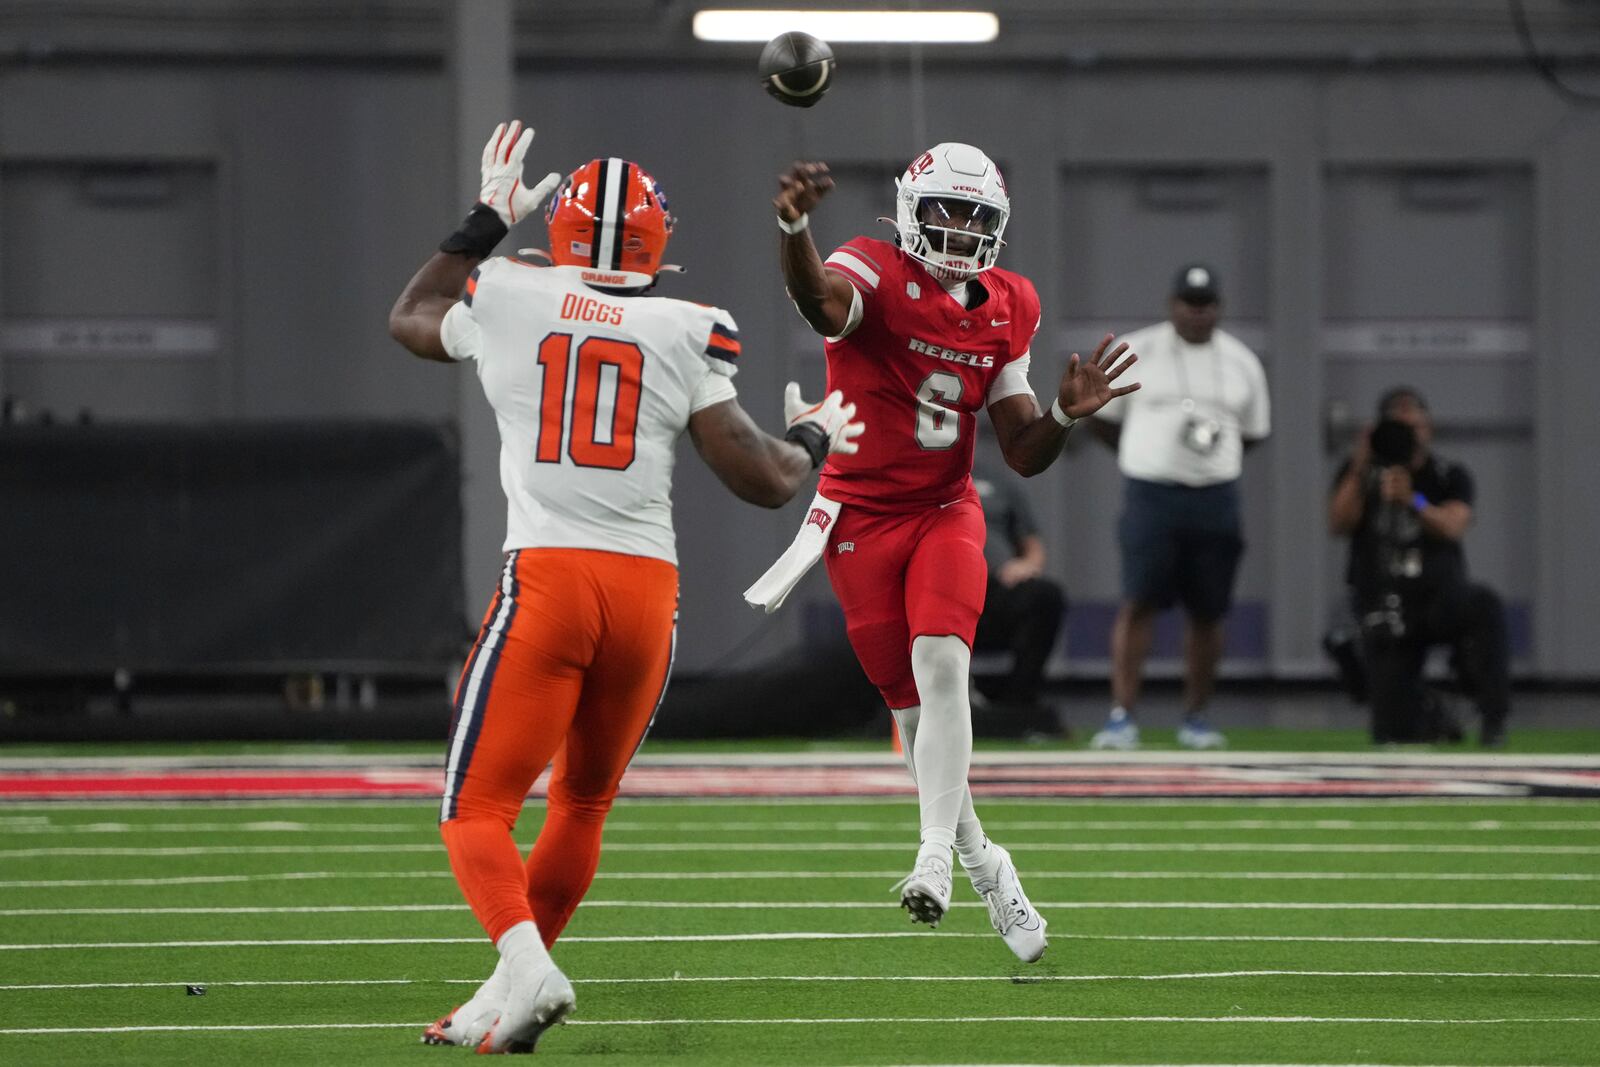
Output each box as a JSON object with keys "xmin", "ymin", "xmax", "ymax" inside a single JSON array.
[{"xmin": 545, "ymin": 158, "xmax": 675, "ymax": 289}]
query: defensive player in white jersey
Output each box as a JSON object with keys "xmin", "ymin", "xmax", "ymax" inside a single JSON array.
[{"xmin": 389, "ymin": 122, "xmax": 863, "ymax": 1054}]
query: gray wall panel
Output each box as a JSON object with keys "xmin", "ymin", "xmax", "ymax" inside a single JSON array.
[{"xmin": 2, "ymin": 55, "xmax": 1597, "ymax": 676}]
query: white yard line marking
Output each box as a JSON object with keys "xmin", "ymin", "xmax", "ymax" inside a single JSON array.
[
  {"xmin": 6, "ymin": 817, "xmax": 1599, "ymax": 835},
  {"xmin": 3, "ymin": 868, "xmax": 1598, "ymax": 890},
  {"xmin": 0, "ymin": 871, "xmax": 456, "ymax": 888},
  {"xmin": 1, "ymin": 795, "xmax": 1594, "ymax": 810},
  {"xmin": 1, "ymin": 932, "xmax": 1594, "ymax": 951},
  {"xmin": 595, "ymin": 819, "xmax": 1600, "ymax": 833},
  {"xmin": 5, "ymin": 970, "xmax": 1599, "ymax": 992},
  {"xmin": 4, "ymin": 900, "xmax": 1598, "ymax": 918},
  {"xmin": 0, "ymin": 933, "xmax": 993, "ymax": 951},
  {"xmin": 0, "ymin": 821, "xmax": 426, "ymax": 835},
  {"xmin": 592, "ymin": 870, "xmax": 1600, "ymax": 883},
  {"xmin": 4, "ymin": 1015, "xmax": 1600, "ymax": 1035},
  {"xmin": 7, "ymin": 841, "xmax": 1600, "ymax": 858},
  {"xmin": 1053, "ymin": 934, "xmax": 1600, "ymax": 945}
]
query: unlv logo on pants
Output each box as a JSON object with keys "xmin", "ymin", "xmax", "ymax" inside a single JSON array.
[{"xmin": 805, "ymin": 508, "xmax": 833, "ymax": 533}]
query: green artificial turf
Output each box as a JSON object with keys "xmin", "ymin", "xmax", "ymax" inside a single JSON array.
[{"xmin": 2, "ymin": 791, "xmax": 1599, "ymax": 1065}]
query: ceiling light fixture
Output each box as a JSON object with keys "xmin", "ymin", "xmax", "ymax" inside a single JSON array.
[{"xmin": 693, "ymin": 9, "xmax": 999, "ymax": 44}]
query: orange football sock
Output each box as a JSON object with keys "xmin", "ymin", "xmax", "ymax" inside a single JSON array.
[
  {"xmin": 440, "ymin": 814, "xmax": 534, "ymax": 944},
  {"xmin": 524, "ymin": 792, "xmax": 610, "ymax": 947}
]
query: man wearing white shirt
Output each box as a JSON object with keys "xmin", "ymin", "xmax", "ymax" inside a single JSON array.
[{"xmin": 1087, "ymin": 265, "xmax": 1270, "ymax": 750}]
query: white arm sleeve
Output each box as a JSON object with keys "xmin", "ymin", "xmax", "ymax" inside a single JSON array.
[
  {"xmin": 986, "ymin": 351, "xmax": 1034, "ymax": 407},
  {"xmin": 823, "ymin": 285, "xmax": 864, "ymax": 342},
  {"xmin": 689, "ymin": 368, "xmax": 738, "ymax": 413},
  {"xmin": 439, "ymin": 300, "xmax": 481, "ymax": 362}
]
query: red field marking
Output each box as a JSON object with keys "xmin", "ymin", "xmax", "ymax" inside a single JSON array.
[{"xmin": 1, "ymin": 760, "xmax": 1596, "ymax": 801}]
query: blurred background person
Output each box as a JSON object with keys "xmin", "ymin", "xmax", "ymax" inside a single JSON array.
[
  {"xmin": 1328, "ymin": 387, "xmax": 1510, "ymax": 747},
  {"xmin": 1087, "ymin": 264, "xmax": 1271, "ymax": 750},
  {"xmin": 971, "ymin": 458, "xmax": 1068, "ymax": 737}
]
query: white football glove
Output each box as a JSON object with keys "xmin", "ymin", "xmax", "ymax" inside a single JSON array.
[
  {"xmin": 478, "ymin": 120, "xmax": 561, "ymax": 228},
  {"xmin": 784, "ymin": 382, "xmax": 864, "ymax": 459}
]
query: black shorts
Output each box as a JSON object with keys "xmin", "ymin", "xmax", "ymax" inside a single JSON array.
[{"xmin": 1118, "ymin": 477, "xmax": 1245, "ymax": 622}]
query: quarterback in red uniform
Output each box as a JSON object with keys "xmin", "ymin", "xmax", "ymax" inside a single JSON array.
[{"xmin": 770, "ymin": 144, "xmax": 1138, "ymax": 962}]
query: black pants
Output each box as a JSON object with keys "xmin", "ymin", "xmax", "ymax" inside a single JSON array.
[
  {"xmin": 1361, "ymin": 582, "xmax": 1510, "ymax": 743},
  {"xmin": 974, "ymin": 576, "xmax": 1066, "ymax": 703}
]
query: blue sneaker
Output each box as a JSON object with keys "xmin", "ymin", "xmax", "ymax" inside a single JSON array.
[
  {"xmin": 1089, "ymin": 708, "xmax": 1140, "ymax": 750},
  {"xmin": 1177, "ymin": 714, "xmax": 1227, "ymax": 750}
]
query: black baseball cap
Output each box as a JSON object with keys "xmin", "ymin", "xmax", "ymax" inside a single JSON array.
[{"xmin": 1172, "ymin": 263, "xmax": 1220, "ymax": 304}]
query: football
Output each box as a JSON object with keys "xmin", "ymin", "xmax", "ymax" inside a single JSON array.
[{"xmin": 758, "ymin": 31, "xmax": 835, "ymax": 108}]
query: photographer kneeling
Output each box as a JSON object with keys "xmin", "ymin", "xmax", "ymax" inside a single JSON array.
[{"xmin": 1328, "ymin": 387, "xmax": 1510, "ymax": 747}]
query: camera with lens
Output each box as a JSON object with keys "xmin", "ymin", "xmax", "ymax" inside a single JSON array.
[
  {"xmin": 1359, "ymin": 417, "xmax": 1422, "ymax": 642},
  {"xmin": 1178, "ymin": 399, "xmax": 1222, "ymax": 456},
  {"xmin": 1368, "ymin": 417, "xmax": 1416, "ymax": 467}
]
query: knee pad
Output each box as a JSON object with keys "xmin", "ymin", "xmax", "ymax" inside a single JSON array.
[{"xmin": 910, "ymin": 634, "xmax": 971, "ymax": 703}]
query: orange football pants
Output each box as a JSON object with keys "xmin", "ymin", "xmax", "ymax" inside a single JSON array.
[{"xmin": 439, "ymin": 548, "xmax": 678, "ymax": 946}]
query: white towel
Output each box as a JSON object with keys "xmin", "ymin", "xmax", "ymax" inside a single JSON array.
[{"xmin": 742, "ymin": 491, "xmax": 842, "ymax": 613}]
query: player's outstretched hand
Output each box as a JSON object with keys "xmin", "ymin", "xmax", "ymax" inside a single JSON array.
[
  {"xmin": 478, "ymin": 120, "xmax": 562, "ymax": 227},
  {"xmin": 1057, "ymin": 333, "xmax": 1140, "ymax": 419},
  {"xmin": 784, "ymin": 382, "xmax": 864, "ymax": 456},
  {"xmin": 774, "ymin": 162, "xmax": 835, "ymax": 225}
]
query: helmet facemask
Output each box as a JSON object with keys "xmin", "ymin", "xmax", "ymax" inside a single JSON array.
[{"xmin": 893, "ymin": 144, "xmax": 1010, "ymax": 283}]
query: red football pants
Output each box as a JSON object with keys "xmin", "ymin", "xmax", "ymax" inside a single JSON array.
[
  {"xmin": 439, "ymin": 548, "xmax": 678, "ymax": 946},
  {"xmin": 823, "ymin": 495, "xmax": 988, "ymax": 709}
]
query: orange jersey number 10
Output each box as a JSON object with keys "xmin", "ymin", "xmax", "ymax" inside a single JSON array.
[{"xmin": 534, "ymin": 333, "xmax": 645, "ymax": 470}]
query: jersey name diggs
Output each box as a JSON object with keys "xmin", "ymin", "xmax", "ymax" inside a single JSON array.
[
  {"xmin": 907, "ymin": 336, "xmax": 993, "ymax": 368},
  {"xmin": 559, "ymin": 293, "xmax": 625, "ymax": 326}
]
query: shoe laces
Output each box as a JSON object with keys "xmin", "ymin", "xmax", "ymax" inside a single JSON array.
[
  {"xmin": 892, "ymin": 853, "xmax": 951, "ymax": 896},
  {"xmin": 983, "ymin": 884, "xmax": 1030, "ymax": 935}
]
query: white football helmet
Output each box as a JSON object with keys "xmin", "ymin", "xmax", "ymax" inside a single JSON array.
[{"xmin": 894, "ymin": 143, "xmax": 1009, "ymax": 281}]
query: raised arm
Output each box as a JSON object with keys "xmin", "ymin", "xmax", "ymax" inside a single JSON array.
[
  {"xmin": 689, "ymin": 384, "xmax": 864, "ymax": 508},
  {"xmin": 1328, "ymin": 428, "xmax": 1371, "ymax": 536},
  {"xmin": 988, "ymin": 334, "xmax": 1140, "ymax": 477},
  {"xmin": 387, "ymin": 120, "xmax": 560, "ymax": 362},
  {"xmin": 390, "ymin": 253, "xmax": 478, "ymax": 363},
  {"xmin": 773, "ymin": 162, "xmax": 857, "ymax": 338}
]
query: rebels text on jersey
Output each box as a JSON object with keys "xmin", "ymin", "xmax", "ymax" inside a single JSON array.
[{"xmin": 819, "ymin": 236, "xmax": 1041, "ymax": 510}]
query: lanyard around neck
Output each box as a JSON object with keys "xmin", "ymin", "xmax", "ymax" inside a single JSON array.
[{"xmin": 1171, "ymin": 333, "xmax": 1223, "ymax": 413}]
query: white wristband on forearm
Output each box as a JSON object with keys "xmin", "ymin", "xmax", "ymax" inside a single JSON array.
[
  {"xmin": 1049, "ymin": 398, "xmax": 1078, "ymax": 428},
  {"xmin": 777, "ymin": 212, "xmax": 809, "ymax": 235}
]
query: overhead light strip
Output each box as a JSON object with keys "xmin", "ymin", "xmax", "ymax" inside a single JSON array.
[{"xmin": 693, "ymin": 10, "xmax": 999, "ymax": 44}]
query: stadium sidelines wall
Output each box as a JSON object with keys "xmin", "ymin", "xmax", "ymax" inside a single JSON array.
[{"xmin": 0, "ymin": 58, "xmax": 1596, "ymax": 681}]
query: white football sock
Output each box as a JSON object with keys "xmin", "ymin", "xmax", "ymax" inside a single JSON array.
[
  {"xmin": 468, "ymin": 953, "xmax": 511, "ymax": 1008},
  {"xmin": 495, "ymin": 920, "xmax": 553, "ymax": 973},
  {"xmin": 892, "ymin": 703, "xmax": 993, "ymax": 874},
  {"xmin": 908, "ymin": 635, "xmax": 975, "ymax": 857}
]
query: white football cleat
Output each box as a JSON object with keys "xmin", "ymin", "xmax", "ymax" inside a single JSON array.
[
  {"xmin": 474, "ymin": 959, "xmax": 575, "ymax": 1055},
  {"xmin": 970, "ymin": 843, "xmax": 1048, "ymax": 963},
  {"xmin": 421, "ymin": 961, "xmax": 508, "ymax": 1046},
  {"xmin": 1177, "ymin": 715, "xmax": 1227, "ymax": 750},
  {"xmin": 1089, "ymin": 715, "xmax": 1140, "ymax": 750},
  {"xmin": 894, "ymin": 849, "xmax": 953, "ymax": 927}
]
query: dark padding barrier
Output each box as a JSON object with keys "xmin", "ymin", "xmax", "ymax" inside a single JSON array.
[{"xmin": 0, "ymin": 421, "xmax": 466, "ymax": 674}]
